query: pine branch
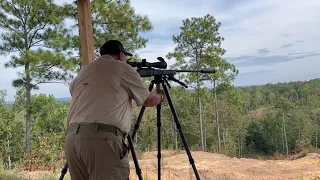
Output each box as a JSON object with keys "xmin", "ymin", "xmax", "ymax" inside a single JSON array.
[
  {"xmin": 6, "ymin": 1, "xmax": 24, "ymax": 23},
  {"xmin": 28, "ymin": 23, "xmax": 49, "ymax": 49},
  {"xmin": 29, "ymin": 39, "xmax": 45, "ymax": 48},
  {"xmin": 34, "ymin": 81, "xmax": 66, "ymax": 86},
  {"xmin": 0, "ymin": 17, "xmax": 20, "ymax": 35}
]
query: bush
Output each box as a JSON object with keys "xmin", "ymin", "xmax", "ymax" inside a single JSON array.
[{"xmin": 293, "ymin": 138, "xmax": 312, "ymax": 154}]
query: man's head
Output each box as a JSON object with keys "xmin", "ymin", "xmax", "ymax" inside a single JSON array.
[{"xmin": 99, "ymin": 40, "xmax": 133, "ymax": 62}]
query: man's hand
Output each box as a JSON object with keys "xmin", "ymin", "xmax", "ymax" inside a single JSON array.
[
  {"xmin": 157, "ymin": 89, "xmax": 166, "ymax": 101},
  {"xmin": 143, "ymin": 91, "xmax": 165, "ymax": 107}
]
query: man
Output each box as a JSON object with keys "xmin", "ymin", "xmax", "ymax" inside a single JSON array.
[{"xmin": 64, "ymin": 40, "xmax": 165, "ymax": 180}]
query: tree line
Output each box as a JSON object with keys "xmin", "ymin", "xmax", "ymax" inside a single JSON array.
[
  {"xmin": 1, "ymin": 78, "xmax": 319, "ymax": 169},
  {"xmin": 0, "ymin": 0, "xmax": 319, "ymax": 170}
]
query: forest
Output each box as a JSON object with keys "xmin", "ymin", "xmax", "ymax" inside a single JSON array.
[
  {"xmin": 1, "ymin": 78, "xmax": 319, "ymax": 171},
  {"xmin": 0, "ymin": 0, "xmax": 319, "ymax": 175}
]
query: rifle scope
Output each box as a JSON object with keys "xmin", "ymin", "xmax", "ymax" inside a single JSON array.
[{"xmin": 127, "ymin": 57, "xmax": 167, "ymax": 69}]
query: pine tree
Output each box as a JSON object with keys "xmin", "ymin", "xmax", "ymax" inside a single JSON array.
[
  {"xmin": 68, "ymin": 0, "xmax": 153, "ymax": 62},
  {"xmin": 0, "ymin": 0, "xmax": 76, "ymax": 153}
]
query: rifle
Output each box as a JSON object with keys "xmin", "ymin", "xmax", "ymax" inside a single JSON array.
[{"xmin": 128, "ymin": 57, "xmax": 215, "ymax": 87}]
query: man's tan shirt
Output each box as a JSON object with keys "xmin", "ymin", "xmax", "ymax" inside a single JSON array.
[{"xmin": 66, "ymin": 55, "xmax": 150, "ymax": 133}]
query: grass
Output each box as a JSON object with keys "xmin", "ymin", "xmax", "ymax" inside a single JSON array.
[
  {"xmin": 0, "ymin": 153, "xmax": 71, "ymax": 180},
  {"xmin": 37, "ymin": 173, "xmax": 71, "ymax": 180},
  {"xmin": 0, "ymin": 168, "xmax": 71, "ymax": 180},
  {"xmin": 0, "ymin": 169, "xmax": 22, "ymax": 180}
]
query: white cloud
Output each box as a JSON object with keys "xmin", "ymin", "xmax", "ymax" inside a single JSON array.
[
  {"xmin": 131, "ymin": 0, "xmax": 214, "ymax": 35},
  {"xmin": 132, "ymin": 0, "xmax": 320, "ymax": 86},
  {"xmin": 135, "ymin": 42, "xmax": 176, "ymax": 66},
  {"xmin": 237, "ymin": 65, "xmax": 273, "ymax": 74},
  {"xmin": 219, "ymin": 0, "xmax": 320, "ymax": 56},
  {"xmin": 234, "ymin": 55, "xmax": 320, "ymax": 86}
]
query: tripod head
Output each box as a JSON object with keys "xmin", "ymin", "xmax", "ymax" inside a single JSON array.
[{"xmin": 127, "ymin": 57, "xmax": 216, "ymax": 88}]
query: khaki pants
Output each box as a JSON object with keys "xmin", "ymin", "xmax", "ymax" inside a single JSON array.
[{"xmin": 64, "ymin": 124, "xmax": 130, "ymax": 180}]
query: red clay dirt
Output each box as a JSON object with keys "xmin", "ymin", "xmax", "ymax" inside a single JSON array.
[
  {"xmin": 20, "ymin": 150, "xmax": 320, "ymax": 180},
  {"xmin": 127, "ymin": 150, "xmax": 320, "ymax": 180}
]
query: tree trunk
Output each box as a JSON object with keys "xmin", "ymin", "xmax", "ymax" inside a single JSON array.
[
  {"xmin": 171, "ymin": 114, "xmax": 178, "ymax": 150},
  {"xmin": 316, "ymin": 124, "xmax": 318, "ymax": 148},
  {"xmin": 135, "ymin": 131, "xmax": 138, "ymax": 144},
  {"xmin": 238, "ymin": 137, "xmax": 240, "ymax": 157},
  {"xmin": 204, "ymin": 126, "xmax": 206, "ymax": 152},
  {"xmin": 213, "ymin": 80, "xmax": 221, "ymax": 152},
  {"xmin": 204, "ymin": 110, "xmax": 206, "ymax": 152},
  {"xmin": 23, "ymin": 17, "xmax": 31, "ymax": 154},
  {"xmin": 25, "ymin": 63, "xmax": 31, "ymax": 153},
  {"xmin": 282, "ymin": 122, "xmax": 285, "ymax": 153},
  {"xmin": 195, "ymin": 50, "xmax": 204, "ymax": 152},
  {"xmin": 7, "ymin": 139, "xmax": 11, "ymax": 169},
  {"xmin": 314, "ymin": 114, "xmax": 318, "ymax": 148},
  {"xmin": 198, "ymin": 93, "xmax": 204, "ymax": 151},
  {"xmin": 175, "ymin": 129, "xmax": 178, "ymax": 150},
  {"xmin": 8, "ymin": 155, "xmax": 11, "ymax": 169},
  {"xmin": 222, "ymin": 129, "xmax": 226, "ymax": 146},
  {"xmin": 226, "ymin": 128, "xmax": 228, "ymax": 143},
  {"xmin": 282, "ymin": 111, "xmax": 288, "ymax": 157},
  {"xmin": 240, "ymin": 136, "xmax": 242, "ymax": 157}
]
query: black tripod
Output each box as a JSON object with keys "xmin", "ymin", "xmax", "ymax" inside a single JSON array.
[
  {"xmin": 59, "ymin": 75, "xmax": 201, "ymax": 180},
  {"xmin": 128, "ymin": 74, "xmax": 200, "ymax": 180}
]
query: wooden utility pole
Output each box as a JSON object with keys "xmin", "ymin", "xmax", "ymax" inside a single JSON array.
[{"xmin": 77, "ymin": 0, "xmax": 95, "ymax": 66}]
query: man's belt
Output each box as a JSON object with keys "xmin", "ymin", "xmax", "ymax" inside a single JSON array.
[{"xmin": 67, "ymin": 123, "xmax": 127, "ymax": 139}]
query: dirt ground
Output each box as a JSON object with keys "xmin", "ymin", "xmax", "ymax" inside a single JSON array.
[
  {"xmin": 22, "ymin": 150, "xmax": 320, "ymax": 180},
  {"xmin": 127, "ymin": 150, "xmax": 320, "ymax": 180}
]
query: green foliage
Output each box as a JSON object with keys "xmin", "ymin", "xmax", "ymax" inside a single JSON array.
[
  {"xmin": 0, "ymin": 90, "xmax": 24, "ymax": 168},
  {"xmin": 23, "ymin": 94, "xmax": 67, "ymax": 170},
  {"xmin": 166, "ymin": 14, "xmax": 238, "ymax": 87},
  {"xmin": 129, "ymin": 78, "xmax": 320, "ymax": 157},
  {"xmin": 91, "ymin": 0, "xmax": 152, "ymax": 52},
  {"xmin": 0, "ymin": 0, "xmax": 77, "ymax": 153},
  {"xmin": 2, "ymin": 78, "xmax": 320, "ymax": 171},
  {"xmin": 31, "ymin": 94, "xmax": 68, "ymax": 134},
  {"xmin": 68, "ymin": 0, "xmax": 153, "ymax": 62}
]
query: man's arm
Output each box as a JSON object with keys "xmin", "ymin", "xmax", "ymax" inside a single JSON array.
[{"xmin": 122, "ymin": 66, "xmax": 165, "ymax": 107}]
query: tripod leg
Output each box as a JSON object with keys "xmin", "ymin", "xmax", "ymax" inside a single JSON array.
[
  {"xmin": 127, "ymin": 134, "xmax": 143, "ymax": 180},
  {"xmin": 156, "ymin": 84, "xmax": 162, "ymax": 180},
  {"xmin": 59, "ymin": 163, "xmax": 68, "ymax": 180},
  {"xmin": 161, "ymin": 82, "xmax": 201, "ymax": 180},
  {"xmin": 127, "ymin": 81, "xmax": 154, "ymax": 180},
  {"xmin": 132, "ymin": 81, "xmax": 155, "ymax": 140}
]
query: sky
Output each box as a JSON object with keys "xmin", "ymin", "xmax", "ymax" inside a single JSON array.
[{"xmin": 1, "ymin": 0, "xmax": 320, "ymax": 101}]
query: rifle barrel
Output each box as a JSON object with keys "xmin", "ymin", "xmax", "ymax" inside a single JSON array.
[
  {"xmin": 175, "ymin": 70, "xmax": 215, "ymax": 73},
  {"xmin": 136, "ymin": 68, "xmax": 215, "ymax": 77}
]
